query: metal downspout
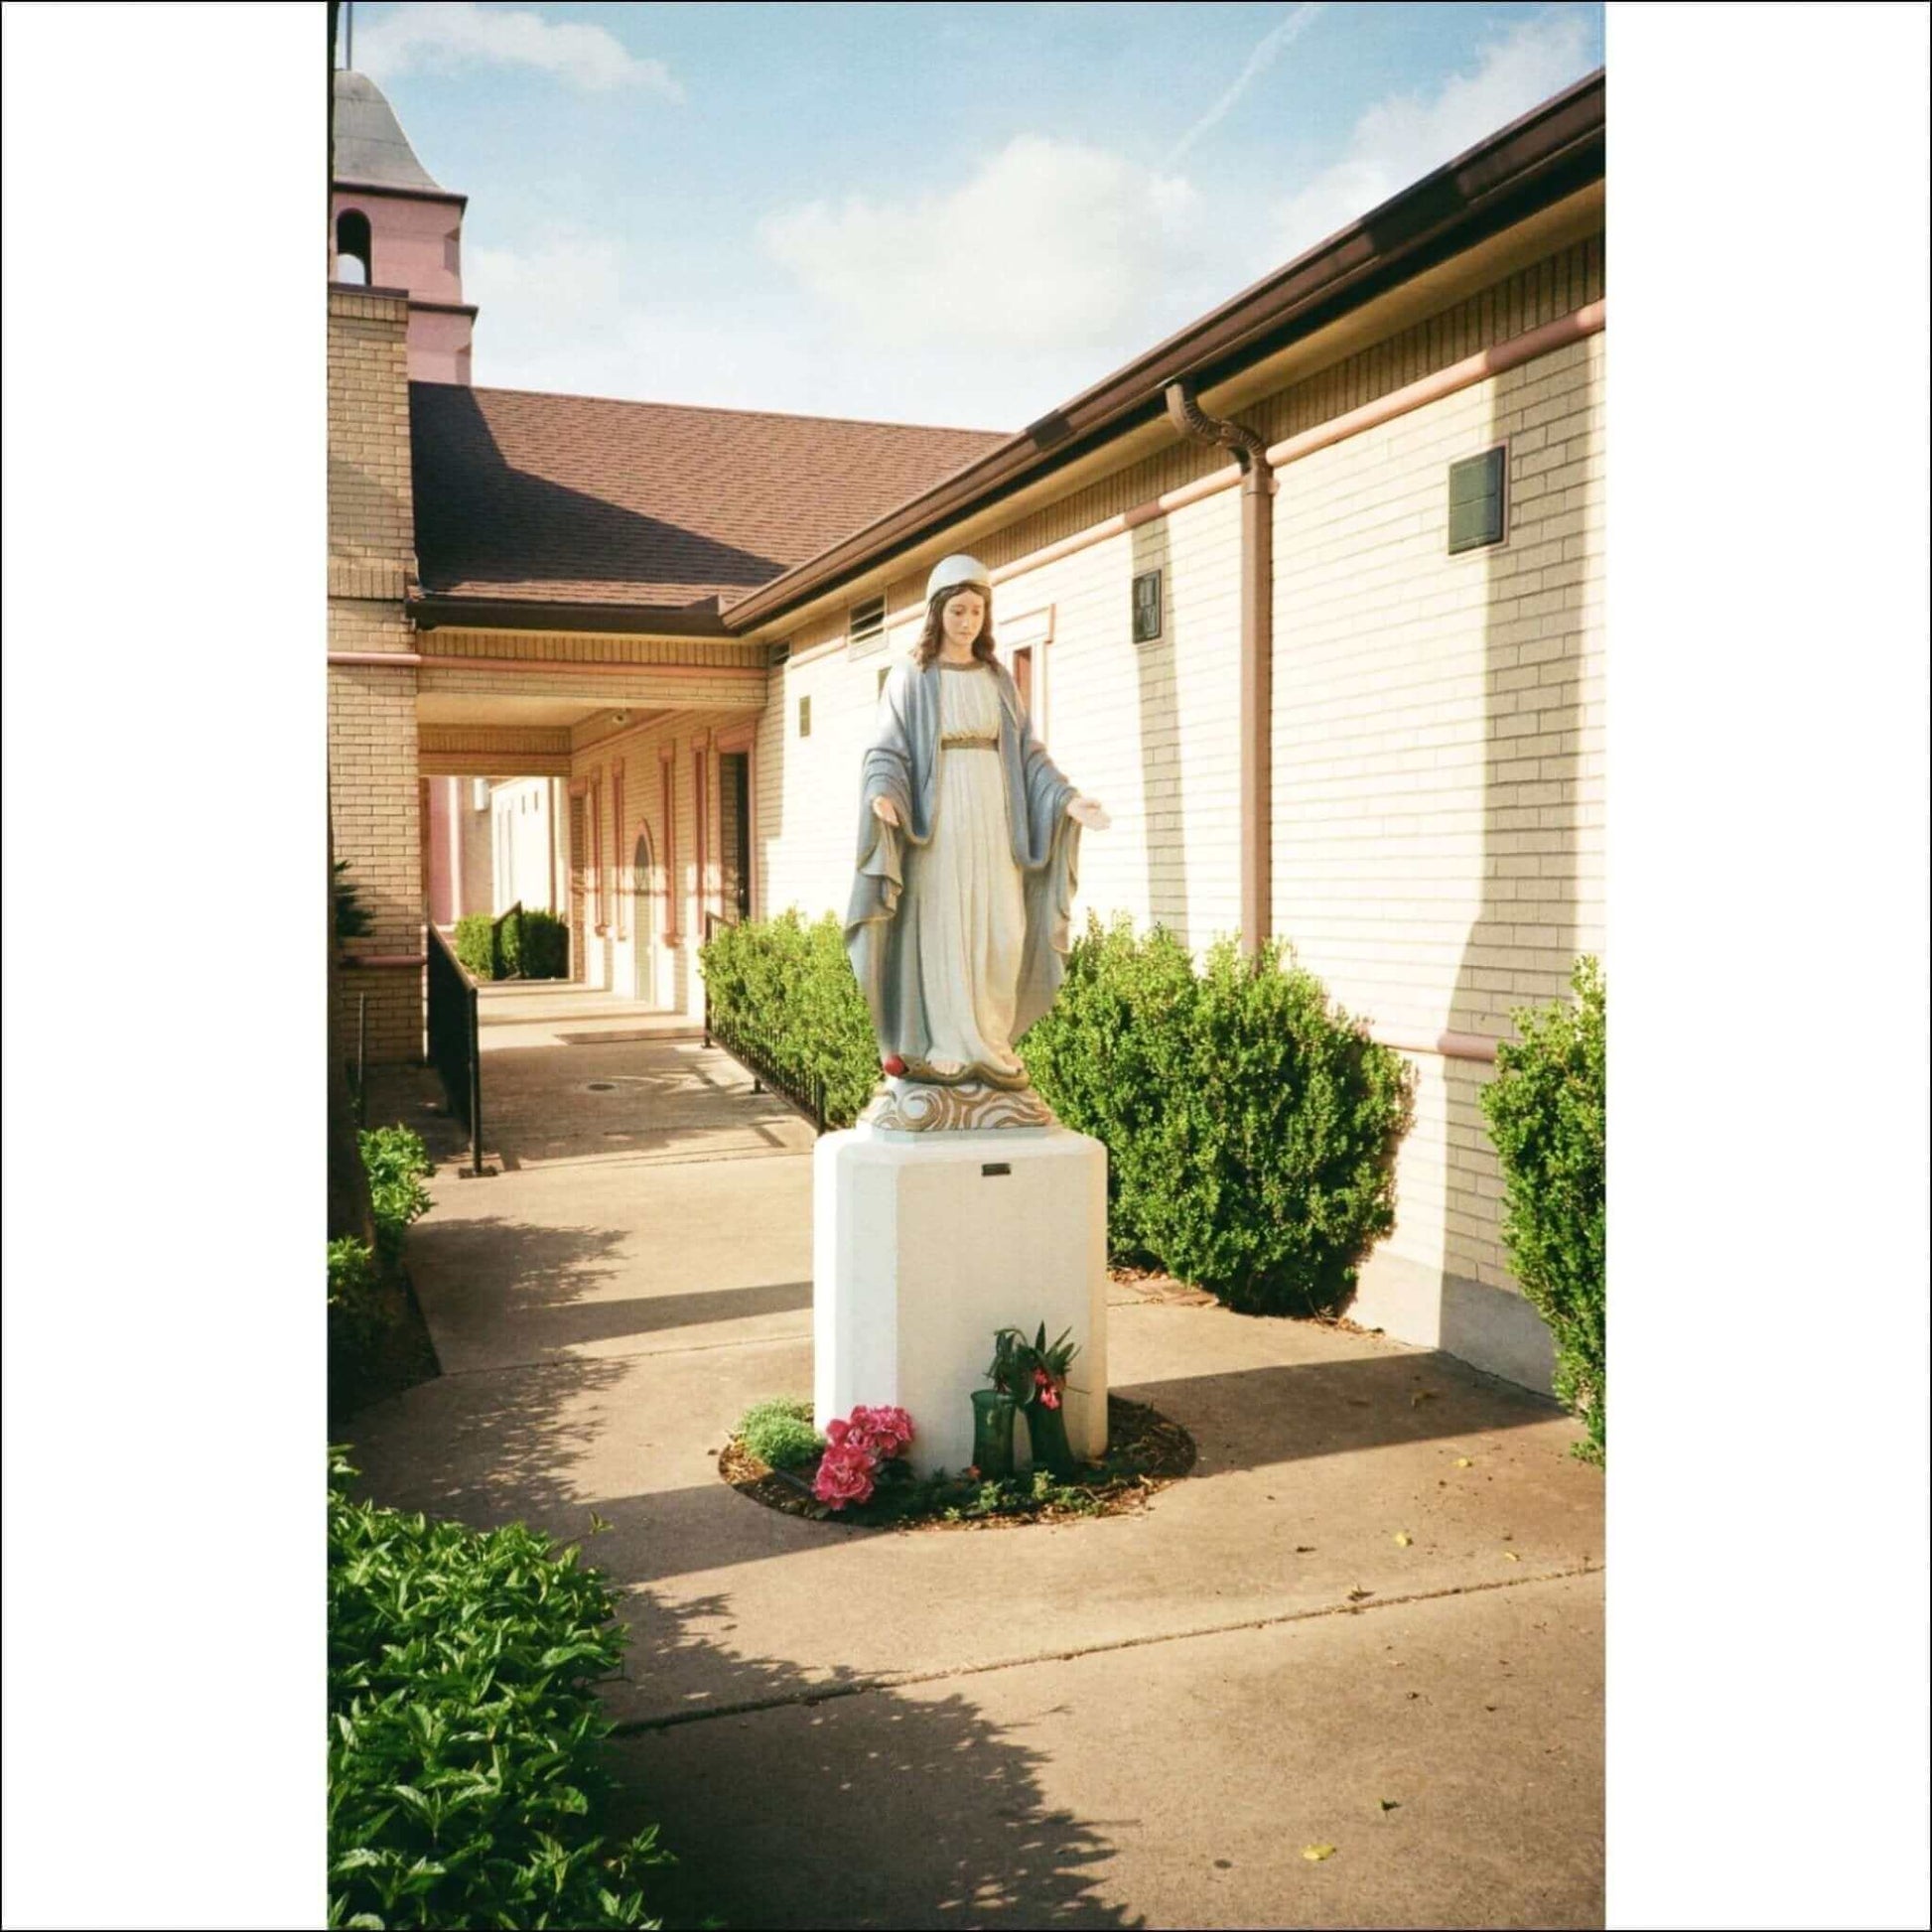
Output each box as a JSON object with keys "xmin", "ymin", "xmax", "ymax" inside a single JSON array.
[{"xmin": 1164, "ymin": 381, "xmax": 1275, "ymax": 955}]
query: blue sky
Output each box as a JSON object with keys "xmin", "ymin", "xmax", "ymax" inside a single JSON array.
[{"xmin": 347, "ymin": 2, "xmax": 1603, "ymax": 427}]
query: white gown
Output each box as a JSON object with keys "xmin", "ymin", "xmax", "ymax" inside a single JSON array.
[{"xmin": 903, "ymin": 663, "xmax": 1027, "ymax": 1079}]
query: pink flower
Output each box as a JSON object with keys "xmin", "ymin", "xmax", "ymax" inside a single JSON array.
[
  {"xmin": 813, "ymin": 1442, "xmax": 877, "ymax": 1509},
  {"xmin": 850, "ymin": 1405, "xmax": 914, "ymax": 1456},
  {"xmin": 1038, "ymin": 1382, "xmax": 1062, "ymax": 1410},
  {"xmin": 825, "ymin": 1417, "xmax": 853, "ymax": 1449}
]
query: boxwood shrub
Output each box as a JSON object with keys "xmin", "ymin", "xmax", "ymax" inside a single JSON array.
[
  {"xmin": 698, "ymin": 909, "xmax": 879, "ymax": 1128},
  {"xmin": 453, "ymin": 909, "xmax": 570, "ymax": 983},
  {"xmin": 329, "ymin": 1449, "xmax": 667, "ymax": 1929},
  {"xmin": 1025, "ymin": 915, "xmax": 1416, "ymax": 1315},
  {"xmin": 696, "ymin": 908, "xmax": 1415, "ymax": 1319},
  {"xmin": 1479, "ymin": 955, "xmax": 1606, "ymax": 1464}
]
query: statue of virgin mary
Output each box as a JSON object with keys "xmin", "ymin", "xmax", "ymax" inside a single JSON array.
[{"xmin": 844, "ymin": 555, "xmax": 1108, "ymax": 1129}]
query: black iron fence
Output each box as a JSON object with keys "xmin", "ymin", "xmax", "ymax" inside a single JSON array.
[
  {"xmin": 426, "ymin": 922, "xmax": 486, "ymax": 1175},
  {"xmin": 700, "ymin": 911, "xmax": 827, "ymax": 1134}
]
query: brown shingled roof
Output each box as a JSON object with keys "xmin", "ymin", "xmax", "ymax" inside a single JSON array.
[{"xmin": 408, "ymin": 385, "xmax": 1008, "ymax": 614}]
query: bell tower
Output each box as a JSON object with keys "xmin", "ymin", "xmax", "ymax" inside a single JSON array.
[{"xmin": 330, "ymin": 69, "xmax": 476, "ymax": 384}]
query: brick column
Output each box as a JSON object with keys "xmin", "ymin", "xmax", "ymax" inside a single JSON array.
[{"xmin": 328, "ymin": 285, "xmax": 423, "ymax": 1061}]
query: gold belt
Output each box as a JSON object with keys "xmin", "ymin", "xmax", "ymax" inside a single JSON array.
[{"xmin": 941, "ymin": 734, "xmax": 999, "ymax": 749}]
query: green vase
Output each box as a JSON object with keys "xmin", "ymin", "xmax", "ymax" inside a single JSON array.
[
  {"xmin": 1024, "ymin": 1397, "xmax": 1079, "ymax": 1477},
  {"xmin": 970, "ymin": 1390, "xmax": 1017, "ymax": 1478}
]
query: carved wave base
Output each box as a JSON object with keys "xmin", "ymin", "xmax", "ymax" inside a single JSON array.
[{"xmin": 859, "ymin": 1077, "xmax": 1058, "ymax": 1133}]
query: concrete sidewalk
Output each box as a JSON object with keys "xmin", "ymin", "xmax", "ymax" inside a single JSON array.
[{"xmin": 346, "ymin": 1030, "xmax": 1603, "ymax": 1929}]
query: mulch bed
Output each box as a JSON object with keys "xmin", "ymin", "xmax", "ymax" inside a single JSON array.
[
  {"xmin": 329, "ymin": 1268, "xmax": 442, "ymax": 1423},
  {"xmin": 718, "ymin": 1394, "xmax": 1197, "ymax": 1530}
]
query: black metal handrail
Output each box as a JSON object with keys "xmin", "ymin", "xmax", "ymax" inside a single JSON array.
[
  {"xmin": 699, "ymin": 911, "xmax": 827, "ymax": 1134},
  {"xmin": 426, "ymin": 922, "xmax": 486, "ymax": 1175},
  {"xmin": 490, "ymin": 900, "xmax": 524, "ymax": 981}
]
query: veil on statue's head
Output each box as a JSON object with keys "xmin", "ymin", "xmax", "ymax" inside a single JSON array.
[{"xmin": 924, "ymin": 554, "xmax": 992, "ymax": 608}]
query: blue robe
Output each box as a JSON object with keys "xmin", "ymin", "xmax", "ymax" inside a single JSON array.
[{"xmin": 844, "ymin": 655, "xmax": 1081, "ymax": 1078}]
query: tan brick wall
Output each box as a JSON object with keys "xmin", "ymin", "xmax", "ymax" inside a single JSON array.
[
  {"xmin": 418, "ymin": 664, "xmax": 761, "ymax": 711},
  {"xmin": 1269, "ymin": 328, "xmax": 1604, "ymax": 1298},
  {"xmin": 327, "ymin": 288, "xmax": 415, "ymax": 601},
  {"xmin": 330, "ymin": 657, "xmax": 423, "ymax": 1061},
  {"xmin": 570, "ymin": 709, "xmax": 752, "ymax": 1019},
  {"xmin": 328, "ymin": 287, "xmax": 422, "ymax": 1061}
]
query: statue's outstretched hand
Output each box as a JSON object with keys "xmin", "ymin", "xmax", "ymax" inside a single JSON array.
[
  {"xmin": 872, "ymin": 795, "xmax": 901, "ymax": 828},
  {"xmin": 1066, "ymin": 796, "xmax": 1111, "ymax": 831}
]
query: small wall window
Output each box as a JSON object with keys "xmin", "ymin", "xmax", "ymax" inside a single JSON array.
[
  {"xmin": 1448, "ymin": 447, "xmax": 1508, "ymax": 554},
  {"xmin": 1132, "ymin": 569, "xmax": 1164, "ymax": 645},
  {"xmin": 798, "ymin": 695, "xmax": 811, "ymax": 738},
  {"xmin": 847, "ymin": 596, "xmax": 886, "ymax": 656},
  {"xmin": 335, "ymin": 208, "xmax": 372, "ymax": 285}
]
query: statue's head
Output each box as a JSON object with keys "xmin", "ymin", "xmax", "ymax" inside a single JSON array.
[{"xmin": 916, "ymin": 554, "xmax": 996, "ymax": 666}]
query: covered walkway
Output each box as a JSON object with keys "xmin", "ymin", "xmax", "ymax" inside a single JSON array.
[{"xmin": 345, "ymin": 1018, "xmax": 1604, "ymax": 1928}]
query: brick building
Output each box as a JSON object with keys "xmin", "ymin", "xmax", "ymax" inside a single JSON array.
[{"xmin": 327, "ymin": 67, "xmax": 1605, "ymax": 1390}]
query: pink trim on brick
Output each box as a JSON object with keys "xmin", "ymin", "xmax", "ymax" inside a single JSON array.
[
  {"xmin": 659, "ymin": 748, "xmax": 678, "ymax": 944},
  {"xmin": 979, "ymin": 300, "xmax": 1608, "ymax": 594},
  {"xmin": 612, "ymin": 761, "xmax": 626, "ymax": 940},
  {"xmin": 1373, "ymin": 1029, "xmax": 1499, "ymax": 1065},
  {"xmin": 1263, "ymin": 300, "xmax": 1605, "ymax": 470},
  {"xmin": 590, "ymin": 769, "xmax": 606, "ymax": 933},
  {"xmin": 344, "ymin": 953, "xmax": 428, "ymax": 969},
  {"xmin": 693, "ymin": 744, "xmax": 710, "ymax": 928}
]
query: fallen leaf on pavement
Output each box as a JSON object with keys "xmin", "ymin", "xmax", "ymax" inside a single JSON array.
[
  {"xmin": 1394, "ymin": 1532, "xmax": 1413, "ymax": 1547},
  {"xmin": 1410, "ymin": 1391, "xmax": 1436, "ymax": 1407},
  {"xmin": 1378, "ymin": 1799, "xmax": 1401, "ymax": 1813},
  {"xmin": 1453, "ymin": 1456, "xmax": 1473, "ymax": 1467},
  {"xmin": 1502, "ymin": 1551, "xmax": 1520, "ymax": 1563},
  {"xmin": 1347, "ymin": 1587, "xmax": 1375, "ymax": 1602},
  {"xmin": 1302, "ymin": 1844, "xmax": 1337, "ymax": 1863}
]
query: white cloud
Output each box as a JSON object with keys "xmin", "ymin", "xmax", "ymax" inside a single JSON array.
[
  {"xmin": 467, "ymin": 233, "xmax": 625, "ymax": 374},
  {"xmin": 1168, "ymin": 2, "xmax": 1327, "ymax": 164},
  {"xmin": 759, "ymin": 135, "xmax": 1212, "ymax": 354},
  {"xmin": 356, "ymin": 2, "xmax": 681, "ymax": 96},
  {"xmin": 1274, "ymin": 11, "xmax": 1595, "ymax": 261}
]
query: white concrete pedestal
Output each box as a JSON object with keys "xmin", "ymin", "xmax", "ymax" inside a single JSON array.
[{"xmin": 813, "ymin": 1123, "xmax": 1109, "ymax": 1477}]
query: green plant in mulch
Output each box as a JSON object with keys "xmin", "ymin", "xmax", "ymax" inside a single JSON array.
[
  {"xmin": 718, "ymin": 1394, "xmax": 1195, "ymax": 1529},
  {"xmin": 331, "ymin": 1128, "xmax": 440, "ymax": 1413},
  {"xmin": 1479, "ymin": 955, "xmax": 1606, "ymax": 1466},
  {"xmin": 359, "ymin": 1124, "xmax": 434, "ymax": 1269},
  {"xmin": 328, "ymin": 1236, "xmax": 384, "ymax": 1360},
  {"xmin": 328, "ymin": 1449, "xmax": 669, "ymax": 1930},
  {"xmin": 735, "ymin": 1397, "xmax": 824, "ymax": 1469}
]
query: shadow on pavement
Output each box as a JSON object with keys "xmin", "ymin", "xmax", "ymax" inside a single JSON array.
[
  {"xmin": 612, "ymin": 1589, "xmax": 1141, "ymax": 1931},
  {"xmin": 408, "ymin": 1213, "xmax": 811, "ymax": 1354},
  {"xmin": 1121, "ymin": 1347, "xmax": 1565, "ymax": 1478},
  {"xmin": 340, "ymin": 1352, "xmax": 635, "ymax": 1533}
]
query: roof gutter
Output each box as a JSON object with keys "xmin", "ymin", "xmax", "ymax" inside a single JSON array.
[
  {"xmin": 1165, "ymin": 384, "xmax": 1274, "ymax": 954},
  {"xmin": 720, "ymin": 68, "xmax": 1603, "ymax": 635}
]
